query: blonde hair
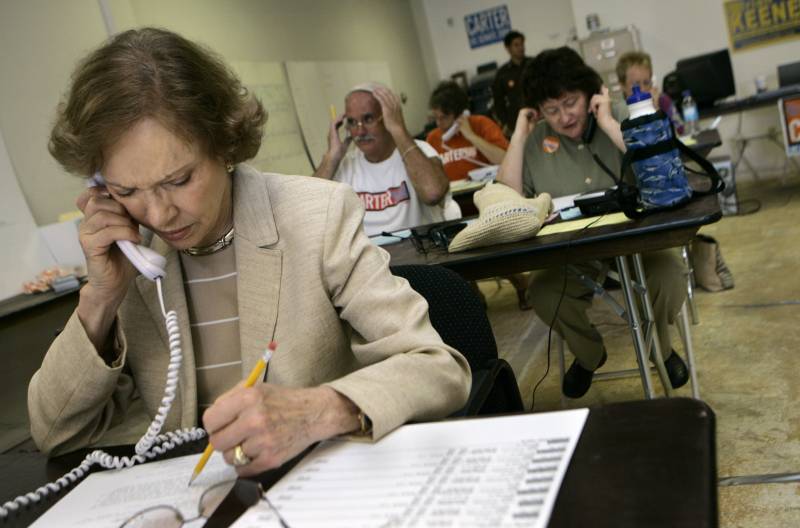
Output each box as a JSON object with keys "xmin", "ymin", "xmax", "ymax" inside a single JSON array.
[{"xmin": 616, "ymin": 51, "xmax": 653, "ymax": 85}]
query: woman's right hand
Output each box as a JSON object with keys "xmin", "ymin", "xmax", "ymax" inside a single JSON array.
[
  {"xmin": 75, "ymin": 186, "xmax": 141, "ymax": 352},
  {"xmin": 512, "ymin": 107, "xmax": 539, "ymax": 140}
]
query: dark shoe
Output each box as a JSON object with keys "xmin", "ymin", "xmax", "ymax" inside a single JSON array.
[
  {"xmin": 563, "ymin": 350, "xmax": 607, "ymax": 398},
  {"xmin": 664, "ymin": 350, "xmax": 689, "ymax": 389}
]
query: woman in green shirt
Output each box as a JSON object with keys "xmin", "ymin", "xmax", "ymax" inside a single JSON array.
[{"xmin": 497, "ymin": 47, "xmax": 688, "ymax": 399}]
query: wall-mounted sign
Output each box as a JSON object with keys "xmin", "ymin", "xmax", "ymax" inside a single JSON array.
[
  {"xmin": 724, "ymin": 0, "xmax": 800, "ymax": 51},
  {"xmin": 464, "ymin": 5, "xmax": 511, "ymax": 49},
  {"xmin": 779, "ymin": 95, "xmax": 800, "ymax": 157}
]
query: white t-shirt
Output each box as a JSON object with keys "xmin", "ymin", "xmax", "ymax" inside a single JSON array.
[{"xmin": 333, "ymin": 140, "xmax": 445, "ymax": 236}]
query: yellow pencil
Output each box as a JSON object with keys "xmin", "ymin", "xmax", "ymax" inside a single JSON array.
[
  {"xmin": 329, "ymin": 104, "xmax": 337, "ymax": 120},
  {"xmin": 188, "ymin": 341, "xmax": 277, "ymax": 486}
]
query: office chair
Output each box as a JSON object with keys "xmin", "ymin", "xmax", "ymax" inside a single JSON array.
[{"xmin": 390, "ymin": 264, "xmax": 525, "ymax": 417}]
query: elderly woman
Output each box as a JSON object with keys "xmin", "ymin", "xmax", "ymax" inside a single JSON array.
[
  {"xmin": 28, "ymin": 28, "xmax": 470, "ymax": 475},
  {"xmin": 496, "ymin": 47, "xmax": 688, "ymax": 399}
]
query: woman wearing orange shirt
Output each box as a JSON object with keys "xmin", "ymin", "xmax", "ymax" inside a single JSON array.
[
  {"xmin": 426, "ymin": 82, "xmax": 529, "ymax": 310},
  {"xmin": 426, "ymin": 82, "xmax": 509, "ymax": 182}
]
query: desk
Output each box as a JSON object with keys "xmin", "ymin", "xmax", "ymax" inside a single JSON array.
[
  {"xmin": 698, "ymin": 85, "xmax": 800, "ymax": 119},
  {"xmin": 450, "ymin": 179, "xmax": 486, "ymax": 217},
  {"xmin": 388, "ymin": 193, "xmax": 721, "ymax": 281},
  {"xmin": 686, "ymin": 129, "xmax": 723, "ymax": 159},
  {"xmin": 0, "ymin": 398, "xmax": 717, "ymax": 528},
  {"xmin": 390, "ymin": 192, "xmax": 721, "ymax": 397}
]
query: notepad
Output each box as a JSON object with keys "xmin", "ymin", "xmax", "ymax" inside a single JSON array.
[
  {"xmin": 538, "ymin": 212, "xmax": 631, "ymax": 236},
  {"xmin": 30, "ymin": 452, "xmax": 236, "ymax": 528},
  {"xmin": 233, "ymin": 408, "xmax": 589, "ymax": 528}
]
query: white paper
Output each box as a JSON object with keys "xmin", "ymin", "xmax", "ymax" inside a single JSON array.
[
  {"xmin": 31, "ymin": 452, "xmax": 236, "ymax": 528},
  {"xmin": 0, "ymin": 128, "xmax": 57, "ymax": 301},
  {"xmin": 38, "ymin": 219, "xmax": 86, "ymax": 269},
  {"xmin": 233, "ymin": 409, "xmax": 589, "ymax": 528}
]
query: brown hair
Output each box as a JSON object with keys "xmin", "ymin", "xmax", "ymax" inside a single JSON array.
[
  {"xmin": 615, "ymin": 51, "xmax": 653, "ymax": 85},
  {"xmin": 522, "ymin": 47, "xmax": 602, "ymax": 108},
  {"xmin": 429, "ymin": 81, "xmax": 469, "ymax": 116},
  {"xmin": 49, "ymin": 27, "xmax": 266, "ymax": 176}
]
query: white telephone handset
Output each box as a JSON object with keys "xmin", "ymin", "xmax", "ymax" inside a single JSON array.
[
  {"xmin": 442, "ymin": 110, "xmax": 470, "ymax": 142},
  {"xmin": 89, "ymin": 173, "xmax": 166, "ymax": 281}
]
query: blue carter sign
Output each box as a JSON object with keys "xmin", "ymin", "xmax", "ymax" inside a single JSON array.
[{"xmin": 464, "ymin": 5, "xmax": 512, "ymax": 49}]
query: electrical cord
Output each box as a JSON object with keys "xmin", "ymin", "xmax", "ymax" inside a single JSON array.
[
  {"xmin": 529, "ymin": 215, "xmax": 604, "ymax": 411},
  {"xmin": 0, "ymin": 277, "xmax": 207, "ymax": 519}
]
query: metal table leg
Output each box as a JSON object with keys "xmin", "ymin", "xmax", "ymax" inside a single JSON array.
[
  {"xmin": 615, "ymin": 255, "xmax": 655, "ymax": 399},
  {"xmin": 681, "ymin": 245, "xmax": 699, "ymax": 325},
  {"xmin": 678, "ymin": 302, "xmax": 700, "ymax": 399},
  {"xmin": 632, "ymin": 253, "xmax": 673, "ymax": 397}
]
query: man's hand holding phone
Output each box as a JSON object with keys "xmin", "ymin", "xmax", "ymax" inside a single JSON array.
[{"xmin": 326, "ymin": 113, "xmax": 352, "ymax": 162}]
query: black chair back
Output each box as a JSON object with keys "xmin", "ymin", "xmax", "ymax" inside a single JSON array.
[{"xmin": 390, "ymin": 265, "xmax": 524, "ymax": 416}]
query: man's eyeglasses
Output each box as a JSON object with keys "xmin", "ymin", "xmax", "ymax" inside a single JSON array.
[
  {"xmin": 119, "ymin": 479, "xmax": 290, "ymax": 527},
  {"xmin": 343, "ymin": 114, "xmax": 384, "ymax": 130}
]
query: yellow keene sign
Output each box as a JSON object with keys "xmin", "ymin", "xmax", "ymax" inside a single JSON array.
[{"xmin": 724, "ymin": 0, "xmax": 800, "ymax": 51}]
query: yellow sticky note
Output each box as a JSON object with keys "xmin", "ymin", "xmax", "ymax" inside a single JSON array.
[
  {"xmin": 329, "ymin": 105, "xmax": 337, "ymax": 120},
  {"xmin": 537, "ymin": 212, "xmax": 631, "ymax": 236}
]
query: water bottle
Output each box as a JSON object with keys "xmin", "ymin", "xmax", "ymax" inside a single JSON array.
[
  {"xmin": 681, "ymin": 90, "xmax": 699, "ymax": 136},
  {"xmin": 627, "ymin": 84, "xmax": 656, "ymax": 120},
  {"xmin": 622, "ymin": 84, "xmax": 692, "ymax": 209}
]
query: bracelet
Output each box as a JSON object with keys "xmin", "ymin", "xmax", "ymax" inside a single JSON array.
[
  {"xmin": 400, "ymin": 144, "xmax": 418, "ymax": 160},
  {"xmin": 357, "ymin": 411, "xmax": 373, "ymax": 436}
]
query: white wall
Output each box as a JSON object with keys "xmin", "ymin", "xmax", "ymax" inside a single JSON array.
[
  {"xmin": 412, "ymin": 0, "xmax": 577, "ymax": 85},
  {"xmin": 0, "ymin": 0, "xmax": 110, "ymax": 227},
  {"xmin": 571, "ymin": 0, "xmax": 800, "ymax": 179},
  {"xmin": 0, "ymin": 0, "xmax": 435, "ymax": 225}
]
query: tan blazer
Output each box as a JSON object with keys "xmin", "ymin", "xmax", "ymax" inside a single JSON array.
[{"xmin": 28, "ymin": 166, "xmax": 471, "ymax": 455}]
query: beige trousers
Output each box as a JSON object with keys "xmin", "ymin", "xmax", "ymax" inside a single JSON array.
[{"xmin": 526, "ymin": 249, "xmax": 686, "ymax": 370}]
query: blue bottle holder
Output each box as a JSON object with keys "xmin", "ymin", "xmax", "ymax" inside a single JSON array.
[{"xmin": 622, "ymin": 111, "xmax": 692, "ymax": 209}]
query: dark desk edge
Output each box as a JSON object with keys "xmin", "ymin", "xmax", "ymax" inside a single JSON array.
[{"xmin": 0, "ymin": 287, "xmax": 81, "ymax": 320}]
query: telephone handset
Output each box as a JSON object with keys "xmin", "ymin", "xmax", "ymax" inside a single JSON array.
[
  {"xmin": 89, "ymin": 173, "xmax": 166, "ymax": 281},
  {"xmin": 581, "ymin": 111, "xmax": 597, "ymax": 145},
  {"xmin": 442, "ymin": 110, "xmax": 470, "ymax": 142}
]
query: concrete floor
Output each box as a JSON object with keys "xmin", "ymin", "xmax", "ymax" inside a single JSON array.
[{"xmin": 480, "ymin": 176, "xmax": 800, "ymax": 527}]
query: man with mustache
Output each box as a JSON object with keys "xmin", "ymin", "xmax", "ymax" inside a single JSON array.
[{"xmin": 314, "ymin": 83, "xmax": 449, "ymax": 236}]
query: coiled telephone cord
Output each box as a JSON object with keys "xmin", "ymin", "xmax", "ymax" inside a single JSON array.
[{"xmin": 0, "ymin": 277, "xmax": 206, "ymax": 519}]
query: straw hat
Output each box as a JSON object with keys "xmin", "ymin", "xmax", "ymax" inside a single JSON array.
[{"xmin": 448, "ymin": 183, "xmax": 552, "ymax": 252}]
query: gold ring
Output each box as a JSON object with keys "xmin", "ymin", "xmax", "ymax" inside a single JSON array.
[{"xmin": 232, "ymin": 444, "xmax": 252, "ymax": 467}]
